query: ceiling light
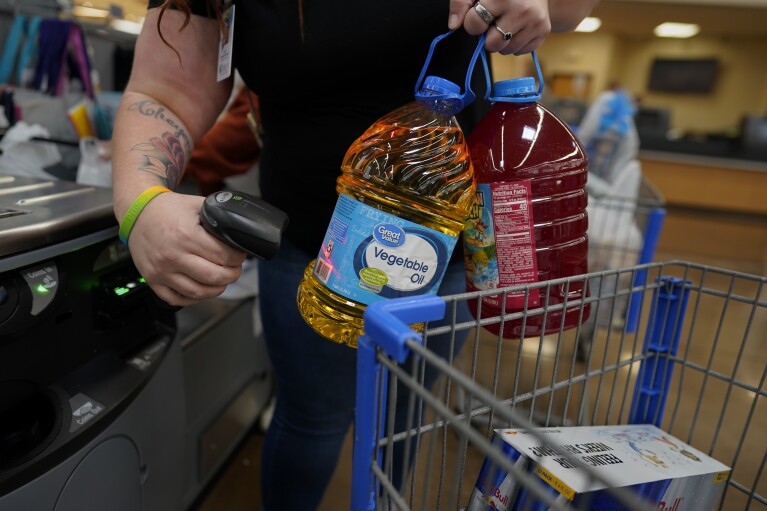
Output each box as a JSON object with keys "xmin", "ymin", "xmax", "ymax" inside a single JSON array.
[
  {"xmin": 575, "ymin": 17, "xmax": 601, "ymax": 33},
  {"xmin": 110, "ymin": 18, "xmax": 144, "ymax": 35},
  {"xmin": 71, "ymin": 5, "xmax": 109, "ymax": 18},
  {"xmin": 654, "ymin": 22, "xmax": 700, "ymax": 38}
]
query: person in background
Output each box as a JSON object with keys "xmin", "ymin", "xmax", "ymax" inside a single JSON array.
[
  {"xmin": 182, "ymin": 84, "xmax": 262, "ymax": 196},
  {"xmin": 576, "ymin": 81, "xmax": 640, "ymax": 186},
  {"xmin": 110, "ymin": 0, "xmax": 600, "ymax": 508}
]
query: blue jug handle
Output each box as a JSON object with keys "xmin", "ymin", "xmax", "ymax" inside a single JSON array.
[
  {"xmin": 482, "ymin": 50, "xmax": 546, "ymax": 103},
  {"xmin": 414, "ymin": 30, "xmax": 488, "ymax": 111}
]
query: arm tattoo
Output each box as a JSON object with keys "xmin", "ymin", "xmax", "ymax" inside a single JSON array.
[
  {"xmin": 127, "ymin": 100, "xmax": 193, "ymax": 189},
  {"xmin": 131, "ymin": 132, "xmax": 187, "ymax": 189}
]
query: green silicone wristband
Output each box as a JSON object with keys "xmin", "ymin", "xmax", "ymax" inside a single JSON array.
[{"xmin": 118, "ymin": 186, "xmax": 171, "ymax": 245}]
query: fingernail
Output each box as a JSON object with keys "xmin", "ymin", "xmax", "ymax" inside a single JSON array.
[{"xmin": 448, "ymin": 13, "xmax": 459, "ymax": 29}]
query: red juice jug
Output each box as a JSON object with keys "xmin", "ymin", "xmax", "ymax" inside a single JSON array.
[{"xmin": 463, "ymin": 57, "xmax": 590, "ymax": 338}]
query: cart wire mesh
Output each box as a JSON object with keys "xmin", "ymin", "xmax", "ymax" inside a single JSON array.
[
  {"xmin": 586, "ymin": 176, "xmax": 665, "ymax": 334},
  {"xmin": 352, "ymin": 261, "xmax": 766, "ymax": 511}
]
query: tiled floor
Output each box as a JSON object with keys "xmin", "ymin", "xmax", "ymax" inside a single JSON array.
[{"xmin": 195, "ymin": 207, "xmax": 766, "ymax": 511}]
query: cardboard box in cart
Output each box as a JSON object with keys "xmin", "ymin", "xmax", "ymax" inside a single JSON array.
[{"xmin": 468, "ymin": 425, "xmax": 730, "ymax": 511}]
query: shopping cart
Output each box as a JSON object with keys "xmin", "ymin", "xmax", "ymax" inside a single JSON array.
[{"xmin": 351, "ymin": 261, "xmax": 766, "ymax": 510}]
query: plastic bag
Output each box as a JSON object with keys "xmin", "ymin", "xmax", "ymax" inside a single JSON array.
[
  {"xmin": 0, "ymin": 121, "xmax": 62, "ymax": 179},
  {"xmin": 76, "ymin": 137, "xmax": 112, "ymax": 187},
  {"xmin": 578, "ymin": 88, "xmax": 639, "ymax": 184}
]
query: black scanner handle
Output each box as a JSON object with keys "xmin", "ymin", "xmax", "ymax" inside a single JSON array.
[{"xmin": 199, "ymin": 190, "xmax": 289, "ymax": 260}]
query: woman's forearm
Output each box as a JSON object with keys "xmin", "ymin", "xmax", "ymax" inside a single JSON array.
[
  {"xmin": 111, "ymin": 91, "xmax": 195, "ymax": 220},
  {"xmin": 548, "ymin": 0, "xmax": 601, "ymax": 32},
  {"xmin": 112, "ymin": 8, "xmax": 231, "ymax": 220}
]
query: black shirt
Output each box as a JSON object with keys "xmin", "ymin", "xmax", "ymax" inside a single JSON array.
[{"xmin": 147, "ymin": 0, "xmax": 489, "ymax": 255}]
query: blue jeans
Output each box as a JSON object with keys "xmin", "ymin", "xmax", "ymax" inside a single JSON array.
[{"xmin": 258, "ymin": 238, "xmax": 471, "ymax": 510}]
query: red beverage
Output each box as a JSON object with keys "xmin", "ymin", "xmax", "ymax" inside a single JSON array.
[{"xmin": 463, "ymin": 77, "xmax": 590, "ymax": 338}]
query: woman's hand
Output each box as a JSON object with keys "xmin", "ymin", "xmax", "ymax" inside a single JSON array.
[
  {"xmin": 449, "ymin": 0, "xmax": 599, "ymax": 55},
  {"xmin": 126, "ymin": 192, "xmax": 246, "ymax": 306},
  {"xmin": 449, "ymin": 0, "xmax": 551, "ymax": 55}
]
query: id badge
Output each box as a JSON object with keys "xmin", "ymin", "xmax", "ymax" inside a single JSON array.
[{"xmin": 217, "ymin": 1, "xmax": 235, "ymax": 81}]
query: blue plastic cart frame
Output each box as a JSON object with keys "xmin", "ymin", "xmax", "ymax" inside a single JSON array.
[
  {"xmin": 351, "ymin": 273, "xmax": 695, "ymax": 511},
  {"xmin": 624, "ymin": 206, "xmax": 666, "ymax": 332}
]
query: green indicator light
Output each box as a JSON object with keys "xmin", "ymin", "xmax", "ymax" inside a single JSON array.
[
  {"xmin": 114, "ymin": 286, "xmax": 130, "ymax": 296},
  {"xmin": 35, "ymin": 284, "xmax": 50, "ymax": 295},
  {"xmin": 137, "ymin": 277, "xmax": 146, "ymax": 283},
  {"xmin": 234, "ymin": 195, "xmax": 242, "ymax": 200}
]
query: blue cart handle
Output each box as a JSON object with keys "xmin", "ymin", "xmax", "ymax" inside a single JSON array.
[{"xmin": 363, "ymin": 295, "xmax": 447, "ymax": 363}]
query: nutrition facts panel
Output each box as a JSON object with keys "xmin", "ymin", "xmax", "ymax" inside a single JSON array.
[{"xmin": 490, "ymin": 181, "xmax": 539, "ymax": 303}]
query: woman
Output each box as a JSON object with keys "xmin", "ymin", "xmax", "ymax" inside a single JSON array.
[{"xmin": 111, "ymin": 0, "xmax": 599, "ymax": 508}]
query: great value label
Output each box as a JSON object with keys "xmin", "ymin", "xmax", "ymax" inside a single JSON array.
[{"xmin": 313, "ymin": 194, "xmax": 457, "ymax": 305}]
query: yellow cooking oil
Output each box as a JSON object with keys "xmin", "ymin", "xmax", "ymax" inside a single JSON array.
[{"xmin": 297, "ymin": 92, "xmax": 475, "ymax": 347}]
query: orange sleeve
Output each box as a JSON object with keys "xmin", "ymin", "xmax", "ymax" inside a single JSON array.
[{"xmin": 184, "ymin": 86, "xmax": 262, "ymax": 196}]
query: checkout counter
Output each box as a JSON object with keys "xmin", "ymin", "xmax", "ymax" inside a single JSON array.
[
  {"xmin": 639, "ymin": 150, "xmax": 767, "ymax": 267},
  {"xmin": 176, "ymin": 290, "xmax": 272, "ymax": 509},
  {"xmin": 626, "ymin": 106, "xmax": 767, "ymax": 266},
  {"xmin": 640, "ymin": 150, "xmax": 767, "ymax": 215},
  {"xmin": 0, "ymin": 174, "xmax": 272, "ymax": 511}
]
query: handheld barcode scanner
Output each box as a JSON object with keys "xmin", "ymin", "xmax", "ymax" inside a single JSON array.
[{"xmin": 200, "ymin": 190, "xmax": 289, "ymax": 260}]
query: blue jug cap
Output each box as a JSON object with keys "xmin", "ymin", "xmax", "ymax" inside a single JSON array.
[
  {"xmin": 415, "ymin": 75, "xmax": 467, "ymax": 115},
  {"xmin": 491, "ymin": 76, "xmax": 542, "ymax": 103},
  {"xmin": 483, "ymin": 51, "xmax": 545, "ymax": 103},
  {"xmin": 421, "ymin": 76, "xmax": 461, "ymax": 97},
  {"xmin": 494, "ymin": 77, "xmax": 537, "ymax": 99}
]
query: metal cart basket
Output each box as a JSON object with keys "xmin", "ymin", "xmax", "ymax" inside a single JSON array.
[{"xmin": 351, "ymin": 261, "xmax": 765, "ymax": 510}]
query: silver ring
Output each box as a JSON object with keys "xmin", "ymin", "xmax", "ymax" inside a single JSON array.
[
  {"xmin": 495, "ymin": 24, "xmax": 512, "ymax": 41},
  {"xmin": 474, "ymin": 2, "xmax": 496, "ymax": 25}
]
